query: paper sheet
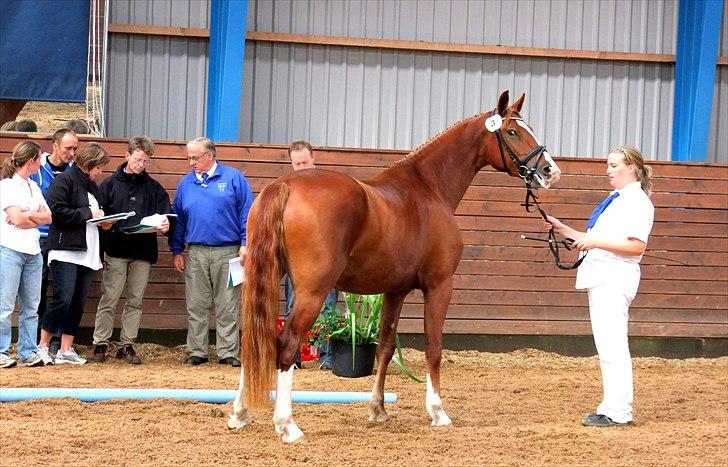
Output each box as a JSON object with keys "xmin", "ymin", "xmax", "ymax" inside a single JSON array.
[
  {"xmin": 227, "ymin": 257, "xmax": 245, "ymax": 288},
  {"xmin": 121, "ymin": 213, "xmax": 177, "ymax": 234}
]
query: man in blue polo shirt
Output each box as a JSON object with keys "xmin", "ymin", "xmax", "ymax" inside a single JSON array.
[
  {"xmin": 170, "ymin": 137, "xmax": 254, "ymax": 367},
  {"xmin": 29, "ymin": 128, "xmax": 77, "ymax": 353}
]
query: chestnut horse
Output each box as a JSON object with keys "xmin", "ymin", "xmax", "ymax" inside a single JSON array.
[{"xmin": 228, "ymin": 91, "xmax": 561, "ymax": 442}]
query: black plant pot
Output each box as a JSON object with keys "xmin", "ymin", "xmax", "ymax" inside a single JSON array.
[{"xmin": 331, "ymin": 341, "xmax": 377, "ymax": 378}]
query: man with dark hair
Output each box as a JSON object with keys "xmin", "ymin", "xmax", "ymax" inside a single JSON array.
[
  {"xmin": 63, "ymin": 119, "xmax": 89, "ymax": 134},
  {"xmin": 29, "ymin": 128, "xmax": 78, "ymax": 355},
  {"xmin": 13, "ymin": 119, "xmax": 37, "ymax": 132},
  {"xmin": 284, "ymin": 140, "xmax": 339, "ymax": 370},
  {"xmin": 92, "ymin": 135, "xmax": 171, "ymax": 365},
  {"xmin": 170, "ymin": 137, "xmax": 254, "ymax": 367}
]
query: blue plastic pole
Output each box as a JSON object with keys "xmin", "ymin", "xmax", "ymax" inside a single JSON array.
[{"xmin": 0, "ymin": 388, "xmax": 397, "ymax": 404}]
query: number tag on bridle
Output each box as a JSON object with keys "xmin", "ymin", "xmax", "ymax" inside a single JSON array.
[{"xmin": 485, "ymin": 114, "xmax": 503, "ymax": 132}]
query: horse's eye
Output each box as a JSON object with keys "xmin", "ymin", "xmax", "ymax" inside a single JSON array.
[{"xmin": 507, "ymin": 129, "xmax": 516, "ymax": 136}]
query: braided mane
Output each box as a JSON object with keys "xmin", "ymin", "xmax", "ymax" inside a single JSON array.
[{"xmin": 391, "ymin": 113, "xmax": 487, "ymax": 167}]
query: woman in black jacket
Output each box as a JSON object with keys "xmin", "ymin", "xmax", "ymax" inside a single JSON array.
[
  {"xmin": 92, "ymin": 135, "xmax": 171, "ymax": 364},
  {"xmin": 38, "ymin": 143, "xmax": 111, "ymax": 365}
]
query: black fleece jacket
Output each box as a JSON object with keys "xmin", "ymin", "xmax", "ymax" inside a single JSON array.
[
  {"xmin": 46, "ymin": 165, "xmax": 102, "ymax": 258},
  {"xmin": 99, "ymin": 163, "xmax": 171, "ymax": 263}
]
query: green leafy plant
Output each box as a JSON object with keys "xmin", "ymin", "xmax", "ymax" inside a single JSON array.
[
  {"xmin": 309, "ymin": 293, "xmax": 423, "ymax": 382},
  {"xmin": 309, "ymin": 293, "xmax": 381, "ymax": 347}
]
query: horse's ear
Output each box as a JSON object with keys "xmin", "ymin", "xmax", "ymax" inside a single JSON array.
[
  {"xmin": 512, "ymin": 93, "xmax": 525, "ymax": 113},
  {"xmin": 497, "ymin": 90, "xmax": 510, "ymax": 116}
]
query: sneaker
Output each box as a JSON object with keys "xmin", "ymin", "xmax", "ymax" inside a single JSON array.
[
  {"xmin": 19, "ymin": 353, "xmax": 45, "ymax": 367},
  {"xmin": 582, "ymin": 413, "xmax": 633, "ymax": 427},
  {"xmin": 93, "ymin": 344, "xmax": 108, "ymax": 363},
  {"xmin": 54, "ymin": 348, "xmax": 87, "ymax": 365},
  {"xmin": 116, "ymin": 344, "xmax": 141, "ymax": 365},
  {"xmin": 0, "ymin": 353, "xmax": 17, "ymax": 369},
  {"xmin": 37, "ymin": 345, "xmax": 54, "ymax": 365}
]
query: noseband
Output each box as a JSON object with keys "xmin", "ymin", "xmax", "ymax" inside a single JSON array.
[{"xmin": 485, "ymin": 111, "xmax": 584, "ymax": 270}]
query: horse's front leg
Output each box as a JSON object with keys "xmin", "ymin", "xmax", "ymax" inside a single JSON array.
[
  {"xmin": 368, "ymin": 291, "xmax": 408, "ymax": 423},
  {"xmin": 227, "ymin": 367, "xmax": 252, "ymax": 429},
  {"xmin": 423, "ymin": 280, "xmax": 453, "ymax": 426},
  {"xmin": 273, "ymin": 366, "xmax": 304, "ymax": 443}
]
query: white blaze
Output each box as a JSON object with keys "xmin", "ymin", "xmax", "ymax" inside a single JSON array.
[{"xmin": 514, "ymin": 118, "xmax": 560, "ymax": 186}]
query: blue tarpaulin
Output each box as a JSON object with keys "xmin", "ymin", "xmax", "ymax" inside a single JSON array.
[{"xmin": 0, "ymin": 0, "xmax": 90, "ymax": 102}]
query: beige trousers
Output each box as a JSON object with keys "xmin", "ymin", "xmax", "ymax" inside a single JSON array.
[
  {"xmin": 184, "ymin": 244, "xmax": 240, "ymax": 359},
  {"xmin": 93, "ymin": 256, "xmax": 151, "ymax": 346}
]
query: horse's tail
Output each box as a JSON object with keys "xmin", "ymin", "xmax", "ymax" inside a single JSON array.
[{"xmin": 242, "ymin": 181, "xmax": 289, "ymax": 409}]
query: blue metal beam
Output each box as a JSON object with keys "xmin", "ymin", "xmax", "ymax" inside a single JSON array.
[
  {"xmin": 672, "ymin": 0, "xmax": 724, "ymax": 162},
  {"xmin": 206, "ymin": 0, "xmax": 248, "ymax": 142}
]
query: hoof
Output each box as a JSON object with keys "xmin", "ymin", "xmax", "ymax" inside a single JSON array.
[
  {"xmin": 430, "ymin": 413, "xmax": 452, "ymax": 426},
  {"xmin": 227, "ymin": 410, "xmax": 252, "ymax": 429},
  {"xmin": 368, "ymin": 409, "xmax": 390, "ymax": 423},
  {"xmin": 280, "ymin": 424, "xmax": 305, "ymax": 443}
]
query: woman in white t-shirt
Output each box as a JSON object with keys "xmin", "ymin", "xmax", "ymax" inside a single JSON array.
[
  {"xmin": 545, "ymin": 145, "xmax": 654, "ymax": 428},
  {"xmin": 0, "ymin": 141, "xmax": 53, "ymax": 368}
]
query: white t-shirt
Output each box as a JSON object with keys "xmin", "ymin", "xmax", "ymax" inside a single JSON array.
[
  {"xmin": 48, "ymin": 192, "xmax": 103, "ymax": 270},
  {"xmin": 0, "ymin": 174, "xmax": 48, "ymax": 255},
  {"xmin": 575, "ymin": 181, "xmax": 655, "ymax": 290}
]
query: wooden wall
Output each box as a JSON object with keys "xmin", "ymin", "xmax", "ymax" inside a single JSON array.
[{"xmin": 1, "ymin": 133, "xmax": 726, "ymax": 338}]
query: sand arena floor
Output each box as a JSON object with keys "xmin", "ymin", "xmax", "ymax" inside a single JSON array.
[{"xmin": 0, "ymin": 344, "xmax": 726, "ymax": 466}]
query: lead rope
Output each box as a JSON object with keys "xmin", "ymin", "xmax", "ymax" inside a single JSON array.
[{"xmin": 521, "ymin": 187, "xmax": 586, "ymax": 270}]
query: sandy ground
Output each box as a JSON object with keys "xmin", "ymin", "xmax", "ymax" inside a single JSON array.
[
  {"xmin": 0, "ymin": 344, "xmax": 726, "ymax": 466},
  {"xmin": 14, "ymin": 101, "xmax": 87, "ymax": 134}
]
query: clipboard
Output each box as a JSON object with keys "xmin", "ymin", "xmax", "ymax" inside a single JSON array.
[{"xmin": 87, "ymin": 211, "xmax": 135, "ymax": 224}]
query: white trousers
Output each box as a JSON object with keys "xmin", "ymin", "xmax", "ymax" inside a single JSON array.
[{"xmin": 587, "ymin": 279, "xmax": 637, "ymax": 423}]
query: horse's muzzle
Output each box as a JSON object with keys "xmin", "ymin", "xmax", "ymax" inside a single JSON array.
[{"xmin": 535, "ymin": 153, "xmax": 561, "ymax": 189}]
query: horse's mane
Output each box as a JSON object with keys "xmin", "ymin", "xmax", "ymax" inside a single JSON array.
[{"xmin": 391, "ymin": 112, "xmax": 488, "ymax": 167}]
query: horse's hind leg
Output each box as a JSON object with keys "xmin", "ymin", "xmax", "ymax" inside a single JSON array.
[
  {"xmin": 227, "ymin": 367, "xmax": 252, "ymax": 429},
  {"xmin": 368, "ymin": 291, "xmax": 407, "ymax": 423},
  {"xmin": 273, "ymin": 291, "xmax": 326, "ymax": 443},
  {"xmin": 273, "ymin": 365, "xmax": 304, "ymax": 443},
  {"xmin": 423, "ymin": 281, "xmax": 453, "ymax": 426}
]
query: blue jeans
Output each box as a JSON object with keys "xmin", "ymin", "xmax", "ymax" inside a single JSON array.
[
  {"xmin": 43, "ymin": 261, "xmax": 93, "ymax": 336},
  {"xmin": 0, "ymin": 245, "xmax": 42, "ymax": 360},
  {"xmin": 283, "ymin": 274, "xmax": 338, "ymax": 362}
]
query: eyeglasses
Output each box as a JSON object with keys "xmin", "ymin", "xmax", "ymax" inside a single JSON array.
[
  {"xmin": 130, "ymin": 157, "xmax": 151, "ymax": 166},
  {"xmin": 187, "ymin": 151, "xmax": 211, "ymax": 162}
]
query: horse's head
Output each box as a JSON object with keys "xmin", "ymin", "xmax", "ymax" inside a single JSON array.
[{"xmin": 483, "ymin": 91, "xmax": 561, "ymax": 189}]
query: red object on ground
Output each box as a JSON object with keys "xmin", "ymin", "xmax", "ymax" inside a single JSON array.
[
  {"xmin": 276, "ymin": 316, "xmax": 320, "ymax": 361},
  {"xmin": 300, "ymin": 343, "xmax": 319, "ymax": 361}
]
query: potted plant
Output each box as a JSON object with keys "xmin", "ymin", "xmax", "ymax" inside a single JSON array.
[
  {"xmin": 309, "ymin": 293, "xmax": 381, "ymax": 377},
  {"xmin": 309, "ymin": 293, "xmax": 423, "ymax": 381}
]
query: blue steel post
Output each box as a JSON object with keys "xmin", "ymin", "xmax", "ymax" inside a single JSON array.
[
  {"xmin": 672, "ymin": 0, "xmax": 724, "ymax": 162},
  {"xmin": 206, "ymin": 0, "xmax": 248, "ymax": 142}
]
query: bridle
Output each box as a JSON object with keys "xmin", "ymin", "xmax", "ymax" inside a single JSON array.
[
  {"xmin": 487, "ymin": 111, "xmax": 548, "ymax": 187},
  {"xmin": 486, "ymin": 110, "xmax": 585, "ymax": 270}
]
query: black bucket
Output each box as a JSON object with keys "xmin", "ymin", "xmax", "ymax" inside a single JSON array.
[{"xmin": 331, "ymin": 341, "xmax": 376, "ymax": 378}]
